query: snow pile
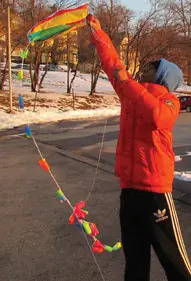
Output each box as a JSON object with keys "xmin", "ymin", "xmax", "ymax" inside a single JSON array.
[
  {"xmin": 0, "ymin": 106, "xmax": 120, "ymax": 130},
  {"xmin": 175, "ymin": 84, "xmax": 191, "ymax": 96},
  {"xmin": 174, "ymin": 171, "xmax": 191, "ymax": 182},
  {"xmin": 174, "ymin": 154, "xmax": 191, "ymax": 182},
  {"xmin": 0, "ymin": 68, "xmax": 122, "ymax": 130},
  {"xmin": 177, "ymin": 83, "xmax": 191, "ymax": 93},
  {"xmin": 175, "ymin": 156, "xmax": 182, "ymax": 162}
]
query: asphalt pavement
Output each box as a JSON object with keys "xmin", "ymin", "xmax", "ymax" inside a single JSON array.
[{"xmin": 0, "ymin": 113, "xmax": 191, "ymax": 281}]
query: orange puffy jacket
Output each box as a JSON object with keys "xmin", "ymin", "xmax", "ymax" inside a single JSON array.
[{"xmin": 91, "ymin": 29, "xmax": 180, "ymax": 193}]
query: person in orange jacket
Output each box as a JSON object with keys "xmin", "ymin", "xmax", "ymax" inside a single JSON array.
[{"xmin": 86, "ymin": 15, "xmax": 191, "ymax": 281}]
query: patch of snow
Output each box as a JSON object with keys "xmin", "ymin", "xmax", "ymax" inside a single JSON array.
[
  {"xmin": 175, "ymin": 156, "xmax": 182, "ymax": 162},
  {"xmin": 177, "ymin": 83, "xmax": 191, "ymax": 93},
  {"xmin": 175, "ymin": 152, "xmax": 191, "ymax": 158},
  {"xmin": 9, "ymin": 69, "xmax": 114, "ymax": 96},
  {"xmin": 0, "ymin": 106, "xmax": 120, "ymax": 130},
  {"xmin": 174, "ymin": 171, "xmax": 191, "ymax": 182},
  {"xmin": 0, "ymin": 68, "xmax": 121, "ymax": 130}
]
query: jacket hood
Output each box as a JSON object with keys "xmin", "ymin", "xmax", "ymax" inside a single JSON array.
[{"xmin": 155, "ymin": 58, "xmax": 183, "ymax": 92}]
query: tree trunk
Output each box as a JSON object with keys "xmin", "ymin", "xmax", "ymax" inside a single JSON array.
[
  {"xmin": 0, "ymin": 50, "xmax": 9, "ymax": 90},
  {"xmin": 187, "ymin": 59, "xmax": 191, "ymax": 86},
  {"xmin": 0, "ymin": 63, "xmax": 8, "ymax": 90},
  {"xmin": 0, "ymin": 62, "xmax": 2, "ymax": 83},
  {"xmin": 90, "ymin": 68, "xmax": 100, "ymax": 96},
  {"xmin": 29, "ymin": 43, "xmax": 43, "ymax": 92},
  {"xmin": 39, "ymin": 62, "xmax": 48, "ymax": 88},
  {"xmin": 30, "ymin": 52, "xmax": 41, "ymax": 92},
  {"xmin": 67, "ymin": 64, "xmax": 71, "ymax": 93},
  {"xmin": 91, "ymin": 71, "xmax": 93, "ymax": 91},
  {"xmin": 69, "ymin": 69, "xmax": 77, "ymax": 93},
  {"xmin": 30, "ymin": 62, "xmax": 35, "ymax": 92}
]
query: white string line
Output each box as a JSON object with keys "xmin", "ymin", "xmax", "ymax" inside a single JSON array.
[
  {"xmin": 23, "ymin": 115, "xmax": 107, "ymax": 281},
  {"xmin": 85, "ymin": 119, "xmax": 108, "ymax": 203},
  {"xmin": 20, "ymin": 36, "xmax": 107, "ymax": 280},
  {"xmin": 79, "ymin": 224, "xmax": 107, "ymax": 281},
  {"xmin": 31, "ymin": 135, "xmax": 44, "ymax": 159},
  {"xmin": 23, "ymin": 113, "xmax": 71, "ymax": 205},
  {"xmin": 31, "ymin": 134, "xmax": 107, "ymax": 281}
]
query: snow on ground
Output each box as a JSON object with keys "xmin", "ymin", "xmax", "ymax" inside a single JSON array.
[
  {"xmin": 175, "ymin": 153, "xmax": 191, "ymax": 182},
  {"xmin": 0, "ymin": 106, "xmax": 120, "ymax": 130},
  {"xmin": 175, "ymin": 83, "xmax": 191, "ymax": 96},
  {"xmin": 177, "ymin": 83, "xmax": 191, "ymax": 93},
  {"xmin": 175, "ymin": 156, "xmax": 182, "ymax": 162},
  {"xmin": 0, "ymin": 68, "xmax": 120, "ymax": 130},
  {"xmin": 174, "ymin": 171, "xmax": 191, "ymax": 182},
  {"xmin": 11, "ymin": 69, "xmax": 114, "ymax": 96}
]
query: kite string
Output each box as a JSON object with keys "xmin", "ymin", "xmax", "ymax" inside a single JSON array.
[
  {"xmin": 21, "ymin": 110, "xmax": 106, "ymax": 281},
  {"xmin": 33, "ymin": 139, "xmax": 106, "ymax": 281},
  {"xmin": 32, "ymin": 135, "xmax": 106, "ymax": 281},
  {"xmin": 23, "ymin": 116, "xmax": 72, "ymax": 207},
  {"xmin": 85, "ymin": 119, "xmax": 108, "ymax": 203},
  {"xmin": 84, "ymin": 26, "xmax": 121, "ymax": 203},
  {"xmin": 79, "ymin": 225, "xmax": 107, "ymax": 281},
  {"xmin": 19, "ymin": 16, "xmax": 112, "ymax": 279}
]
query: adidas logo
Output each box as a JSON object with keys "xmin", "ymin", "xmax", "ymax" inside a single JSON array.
[{"xmin": 153, "ymin": 209, "xmax": 168, "ymax": 223}]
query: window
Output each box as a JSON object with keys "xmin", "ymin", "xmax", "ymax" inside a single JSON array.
[{"xmin": 180, "ymin": 97, "xmax": 188, "ymax": 102}]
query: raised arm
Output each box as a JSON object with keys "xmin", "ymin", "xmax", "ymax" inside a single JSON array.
[
  {"xmin": 86, "ymin": 15, "xmax": 132, "ymax": 100},
  {"xmin": 87, "ymin": 15, "xmax": 180, "ymax": 129}
]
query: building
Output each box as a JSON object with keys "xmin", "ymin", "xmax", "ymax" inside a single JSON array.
[{"xmin": 119, "ymin": 35, "xmax": 139, "ymax": 76}]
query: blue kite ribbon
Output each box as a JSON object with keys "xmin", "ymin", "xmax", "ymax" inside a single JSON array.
[
  {"xmin": 25, "ymin": 125, "xmax": 32, "ymax": 137},
  {"xmin": 19, "ymin": 96, "xmax": 24, "ymax": 109}
]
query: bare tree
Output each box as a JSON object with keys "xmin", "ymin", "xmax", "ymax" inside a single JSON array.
[
  {"xmin": 88, "ymin": 0, "xmax": 131, "ymax": 95},
  {"xmin": 65, "ymin": 32, "xmax": 78, "ymax": 93},
  {"xmin": 90, "ymin": 0, "xmax": 131, "ymax": 42},
  {"xmin": 123, "ymin": 0, "xmax": 166, "ymax": 76},
  {"xmin": 0, "ymin": 0, "xmax": 29, "ymax": 90},
  {"xmin": 168, "ymin": 0, "xmax": 191, "ymax": 84},
  {"xmin": 17, "ymin": 0, "xmax": 51, "ymax": 91},
  {"xmin": 54, "ymin": 0, "xmax": 87, "ymax": 9}
]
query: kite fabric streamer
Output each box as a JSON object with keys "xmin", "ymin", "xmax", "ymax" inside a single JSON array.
[{"xmin": 28, "ymin": 3, "xmax": 88, "ymax": 42}]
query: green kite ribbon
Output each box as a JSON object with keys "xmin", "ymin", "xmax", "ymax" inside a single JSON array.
[{"xmin": 19, "ymin": 49, "xmax": 29, "ymax": 59}]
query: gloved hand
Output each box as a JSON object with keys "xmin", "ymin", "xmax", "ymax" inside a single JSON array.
[{"xmin": 86, "ymin": 14, "xmax": 102, "ymax": 30}]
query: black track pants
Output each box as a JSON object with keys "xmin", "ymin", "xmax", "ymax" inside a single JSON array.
[{"xmin": 120, "ymin": 188, "xmax": 191, "ymax": 281}]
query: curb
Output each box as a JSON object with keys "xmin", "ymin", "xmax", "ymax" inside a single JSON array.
[
  {"xmin": 38, "ymin": 141, "xmax": 191, "ymax": 206},
  {"xmin": 40, "ymin": 141, "xmax": 115, "ymax": 175},
  {"xmin": 2, "ymin": 133, "xmax": 191, "ymax": 206}
]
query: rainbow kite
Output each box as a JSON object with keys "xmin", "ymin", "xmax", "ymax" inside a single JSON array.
[{"xmin": 28, "ymin": 4, "xmax": 88, "ymax": 42}]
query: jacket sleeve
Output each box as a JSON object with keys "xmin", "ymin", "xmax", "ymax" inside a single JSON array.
[
  {"xmin": 91, "ymin": 29, "xmax": 133, "ymax": 100},
  {"xmin": 121, "ymin": 80, "xmax": 180, "ymax": 130},
  {"xmin": 92, "ymin": 29, "xmax": 180, "ymax": 130}
]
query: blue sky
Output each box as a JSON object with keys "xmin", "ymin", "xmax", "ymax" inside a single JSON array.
[{"xmin": 121, "ymin": 0, "xmax": 150, "ymax": 12}]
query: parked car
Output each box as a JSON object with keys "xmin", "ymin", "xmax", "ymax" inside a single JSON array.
[{"xmin": 179, "ymin": 96, "xmax": 191, "ymax": 112}]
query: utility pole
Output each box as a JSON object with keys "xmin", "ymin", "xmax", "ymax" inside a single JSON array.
[{"xmin": 7, "ymin": 0, "xmax": 13, "ymax": 113}]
